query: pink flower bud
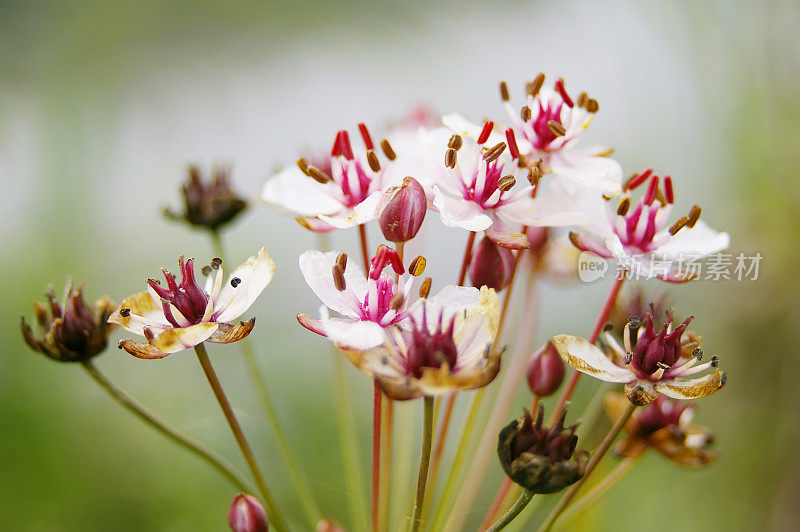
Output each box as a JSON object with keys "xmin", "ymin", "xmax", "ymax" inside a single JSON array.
[
  {"xmin": 378, "ymin": 176, "xmax": 427, "ymax": 242},
  {"xmin": 228, "ymin": 494, "xmax": 268, "ymax": 532},
  {"xmin": 469, "ymin": 236, "xmax": 516, "ymax": 291},
  {"xmin": 526, "ymin": 341, "xmax": 565, "ymax": 397}
]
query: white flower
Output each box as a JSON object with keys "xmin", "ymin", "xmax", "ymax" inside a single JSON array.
[
  {"xmin": 423, "ymin": 114, "xmax": 589, "ymax": 250},
  {"xmin": 337, "ymin": 286, "xmax": 502, "ymax": 400},
  {"xmin": 552, "ymin": 310, "xmax": 726, "ymax": 405},
  {"xmin": 502, "ymin": 75, "xmax": 622, "ymax": 197},
  {"xmin": 568, "ymin": 169, "xmax": 730, "ymax": 282},
  {"xmin": 261, "ymin": 126, "xmax": 405, "ymax": 231},
  {"xmin": 296, "ymin": 247, "xmax": 481, "ymax": 350},
  {"xmin": 109, "ymin": 249, "xmax": 274, "ymax": 358}
]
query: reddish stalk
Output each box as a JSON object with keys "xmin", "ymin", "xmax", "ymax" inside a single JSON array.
[
  {"xmin": 372, "ymin": 381, "xmax": 382, "ymax": 532},
  {"xmin": 456, "ymin": 231, "xmax": 476, "ymax": 286},
  {"xmin": 549, "ymin": 276, "xmax": 625, "ymax": 423}
]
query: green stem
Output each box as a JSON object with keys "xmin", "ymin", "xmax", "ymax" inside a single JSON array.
[
  {"xmin": 210, "ymin": 230, "xmax": 320, "ymax": 525},
  {"xmin": 536, "ymin": 401, "xmax": 637, "ymax": 532},
  {"xmin": 486, "ymin": 489, "xmax": 534, "ymax": 532},
  {"xmin": 410, "ymin": 396, "xmax": 435, "ymax": 532},
  {"xmin": 194, "ymin": 343, "xmax": 289, "ymax": 532},
  {"xmin": 80, "ymin": 360, "xmax": 254, "ymax": 494}
]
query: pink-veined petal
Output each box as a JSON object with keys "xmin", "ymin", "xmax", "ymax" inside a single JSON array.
[{"xmin": 432, "ymin": 186, "xmax": 493, "ymax": 231}]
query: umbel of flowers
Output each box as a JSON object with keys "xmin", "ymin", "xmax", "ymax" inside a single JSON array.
[{"xmin": 18, "ymin": 72, "xmax": 731, "ymax": 532}]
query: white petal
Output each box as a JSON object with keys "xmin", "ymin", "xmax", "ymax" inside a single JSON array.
[
  {"xmin": 548, "ymin": 151, "xmax": 623, "ymax": 197},
  {"xmin": 432, "ymin": 186, "xmax": 493, "ymax": 231},
  {"xmin": 318, "ymin": 191, "xmax": 382, "ymax": 229},
  {"xmin": 654, "ymin": 221, "xmax": 730, "ymax": 261},
  {"xmin": 320, "ymin": 310, "xmax": 387, "ymax": 350},
  {"xmin": 260, "ymin": 166, "xmax": 343, "ymax": 216},
  {"xmin": 498, "ymin": 193, "xmax": 589, "ymax": 228},
  {"xmin": 551, "ymin": 334, "xmax": 635, "ymax": 383},
  {"xmin": 213, "ymin": 248, "xmax": 276, "ymax": 322},
  {"xmin": 298, "ymin": 250, "xmax": 368, "ymax": 319},
  {"xmin": 453, "ymin": 287, "xmax": 501, "ymax": 366},
  {"xmin": 406, "ymin": 285, "xmax": 481, "ymax": 328}
]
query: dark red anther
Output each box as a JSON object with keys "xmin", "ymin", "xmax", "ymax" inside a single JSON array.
[
  {"xmin": 554, "ymin": 78, "xmax": 574, "ymax": 108},
  {"xmin": 478, "ymin": 121, "xmax": 494, "ymax": 144},
  {"xmin": 369, "ymin": 245, "xmax": 405, "ymax": 280},
  {"xmin": 625, "ymin": 168, "xmax": 653, "ymax": 191},
  {"xmin": 358, "ymin": 122, "xmax": 374, "ymax": 150},
  {"xmin": 505, "ymin": 128, "xmax": 520, "ymax": 159},
  {"xmin": 664, "ymin": 175, "xmax": 674, "ymax": 204},
  {"xmin": 644, "ymin": 175, "xmax": 660, "ymax": 205}
]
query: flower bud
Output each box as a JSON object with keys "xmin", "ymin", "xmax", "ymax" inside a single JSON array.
[
  {"xmin": 21, "ymin": 281, "xmax": 116, "ymax": 362},
  {"xmin": 378, "ymin": 176, "xmax": 427, "ymax": 242},
  {"xmin": 165, "ymin": 165, "xmax": 247, "ymax": 232},
  {"xmin": 497, "ymin": 404, "xmax": 588, "ymax": 494},
  {"xmin": 526, "ymin": 341, "xmax": 565, "ymax": 397},
  {"xmin": 469, "ymin": 236, "xmax": 515, "ymax": 290},
  {"xmin": 228, "ymin": 493, "xmax": 268, "ymax": 532}
]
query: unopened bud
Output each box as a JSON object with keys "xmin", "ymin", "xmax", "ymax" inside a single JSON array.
[
  {"xmin": 316, "ymin": 518, "xmax": 346, "ymax": 532},
  {"xmin": 469, "ymin": 236, "xmax": 515, "ymax": 291},
  {"xmin": 378, "ymin": 176, "xmax": 427, "ymax": 243},
  {"xmin": 228, "ymin": 493, "xmax": 268, "ymax": 532},
  {"xmin": 526, "ymin": 341, "xmax": 565, "ymax": 397}
]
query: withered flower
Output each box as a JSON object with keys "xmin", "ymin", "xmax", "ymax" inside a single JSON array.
[
  {"xmin": 21, "ymin": 281, "xmax": 116, "ymax": 362},
  {"xmin": 497, "ymin": 404, "xmax": 588, "ymax": 494},
  {"xmin": 165, "ymin": 165, "xmax": 247, "ymax": 232},
  {"xmin": 109, "ymin": 249, "xmax": 274, "ymax": 359},
  {"xmin": 553, "ymin": 308, "xmax": 726, "ymax": 405},
  {"xmin": 604, "ymin": 392, "xmax": 715, "ymax": 466},
  {"xmin": 337, "ymin": 286, "xmax": 502, "ymax": 400}
]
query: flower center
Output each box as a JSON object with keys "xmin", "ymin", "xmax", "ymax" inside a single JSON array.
[
  {"xmin": 358, "ymin": 245, "xmax": 406, "ymax": 326},
  {"xmin": 628, "ymin": 311, "xmax": 692, "ymax": 377},
  {"xmin": 148, "ymin": 257, "xmax": 210, "ymax": 327},
  {"xmin": 510, "ymin": 405, "xmax": 577, "ymax": 463},
  {"xmin": 403, "ymin": 309, "xmax": 459, "ymax": 378}
]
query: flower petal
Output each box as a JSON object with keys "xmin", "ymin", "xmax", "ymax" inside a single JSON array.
[
  {"xmin": 432, "ymin": 186, "xmax": 493, "ymax": 231},
  {"xmin": 260, "ymin": 166, "xmax": 343, "ymax": 216},
  {"xmin": 551, "ymin": 334, "xmax": 635, "ymax": 383},
  {"xmin": 406, "ymin": 285, "xmax": 481, "ymax": 328},
  {"xmin": 297, "ymin": 313, "xmax": 326, "ymax": 336},
  {"xmin": 208, "ymin": 319, "xmax": 255, "ymax": 343},
  {"xmin": 655, "ymin": 370, "xmax": 726, "ymax": 400},
  {"xmin": 321, "ymin": 312, "xmax": 386, "ymax": 350},
  {"xmin": 109, "ymin": 290, "xmax": 170, "ymax": 335},
  {"xmin": 548, "ymin": 151, "xmax": 623, "ymax": 198},
  {"xmin": 299, "ymin": 250, "xmax": 368, "ymax": 319},
  {"xmin": 655, "ymin": 221, "xmax": 730, "ymax": 261},
  {"xmin": 318, "ymin": 192, "xmax": 382, "ymax": 229},
  {"xmin": 296, "ymin": 216, "xmax": 337, "ymax": 232},
  {"xmin": 213, "ymin": 248, "xmax": 275, "ymax": 323}
]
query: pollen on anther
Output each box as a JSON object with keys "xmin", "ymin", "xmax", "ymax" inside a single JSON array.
[
  {"xmin": 409, "ymin": 255, "xmax": 426, "ymax": 276},
  {"xmin": 120, "ymin": 308, "xmax": 131, "ymax": 317},
  {"xmin": 520, "ymin": 106, "xmax": 532, "ymax": 122},
  {"xmin": 669, "ymin": 216, "xmax": 690, "ymax": 235},
  {"xmin": 332, "ymin": 264, "xmax": 346, "ymax": 292},
  {"xmin": 692, "ymin": 347, "xmax": 703, "ymax": 360},
  {"xmin": 419, "ymin": 277, "xmax": 432, "ymax": 298},
  {"xmin": 367, "ymin": 150, "xmax": 381, "ymax": 172},
  {"xmin": 576, "ymin": 91, "xmax": 588, "ymax": 108},
  {"xmin": 448, "ymin": 134, "xmax": 463, "ymax": 150},
  {"xmin": 201, "ymin": 265, "xmax": 212, "ymax": 276},
  {"xmin": 585, "ymin": 98, "xmax": 599, "ymax": 113},
  {"xmin": 483, "ymin": 142, "xmax": 506, "ymax": 163},
  {"xmin": 617, "ymin": 196, "xmax": 631, "ymax": 216},
  {"xmin": 528, "ymin": 72, "xmax": 545, "ymax": 97},
  {"xmin": 687, "ymin": 205, "xmax": 702, "ymax": 228},
  {"xmin": 230, "ymin": 277, "xmax": 241, "ymax": 288},
  {"xmin": 211, "ymin": 257, "xmax": 223, "ymax": 269},
  {"xmin": 498, "ymin": 175, "xmax": 516, "ymax": 192},
  {"xmin": 380, "ymin": 139, "xmax": 397, "ymax": 161},
  {"xmin": 390, "ymin": 293, "xmax": 405, "ymax": 311},
  {"xmin": 336, "ymin": 253, "xmax": 348, "ymax": 272},
  {"xmin": 499, "ymin": 81, "xmax": 510, "ymax": 102},
  {"xmin": 296, "ymin": 158, "xmax": 309, "ymax": 175},
  {"xmin": 547, "ymin": 120, "xmax": 566, "ymax": 137},
  {"xmin": 445, "ymin": 148, "xmax": 457, "ymax": 169},
  {"xmin": 307, "ymin": 166, "xmax": 331, "ymax": 184}
]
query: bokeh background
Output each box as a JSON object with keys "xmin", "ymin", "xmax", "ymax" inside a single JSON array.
[{"xmin": 2, "ymin": 0, "xmax": 798, "ymax": 530}]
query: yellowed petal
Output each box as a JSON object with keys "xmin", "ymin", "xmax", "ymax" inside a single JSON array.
[
  {"xmin": 655, "ymin": 370, "xmax": 726, "ymax": 400},
  {"xmin": 109, "ymin": 290, "xmax": 169, "ymax": 335},
  {"xmin": 208, "ymin": 319, "xmax": 255, "ymax": 343},
  {"xmin": 149, "ymin": 323, "xmax": 219, "ymax": 354},
  {"xmin": 552, "ymin": 334, "xmax": 634, "ymax": 383}
]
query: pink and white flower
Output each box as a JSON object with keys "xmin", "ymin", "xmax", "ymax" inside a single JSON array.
[
  {"xmin": 296, "ymin": 246, "xmax": 482, "ymax": 350},
  {"xmin": 502, "ymin": 75, "xmax": 622, "ymax": 197},
  {"xmin": 568, "ymin": 169, "xmax": 730, "ymax": 282},
  {"xmin": 426, "ymin": 114, "xmax": 589, "ymax": 250},
  {"xmin": 337, "ymin": 286, "xmax": 502, "ymax": 400},
  {"xmin": 109, "ymin": 249, "xmax": 274, "ymax": 358},
  {"xmin": 553, "ymin": 309, "xmax": 726, "ymax": 405},
  {"xmin": 261, "ymin": 125, "xmax": 402, "ymax": 232}
]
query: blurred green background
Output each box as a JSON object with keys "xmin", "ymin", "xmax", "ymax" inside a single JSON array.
[{"xmin": 1, "ymin": 0, "xmax": 798, "ymax": 530}]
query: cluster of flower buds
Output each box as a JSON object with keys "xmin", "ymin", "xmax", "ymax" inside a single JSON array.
[
  {"xmin": 497, "ymin": 404, "xmax": 588, "ymax": 494},
  {"xmin": 228, "ymin": 493, "xmax": 268, "ymax": 532},
  {"xmin": 21, "ymin": 282, "xmax": 116, "ymax": 362},
  {"xmin": 165, "ymin": 165, "xmax": 248, "ymax": 232}
]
